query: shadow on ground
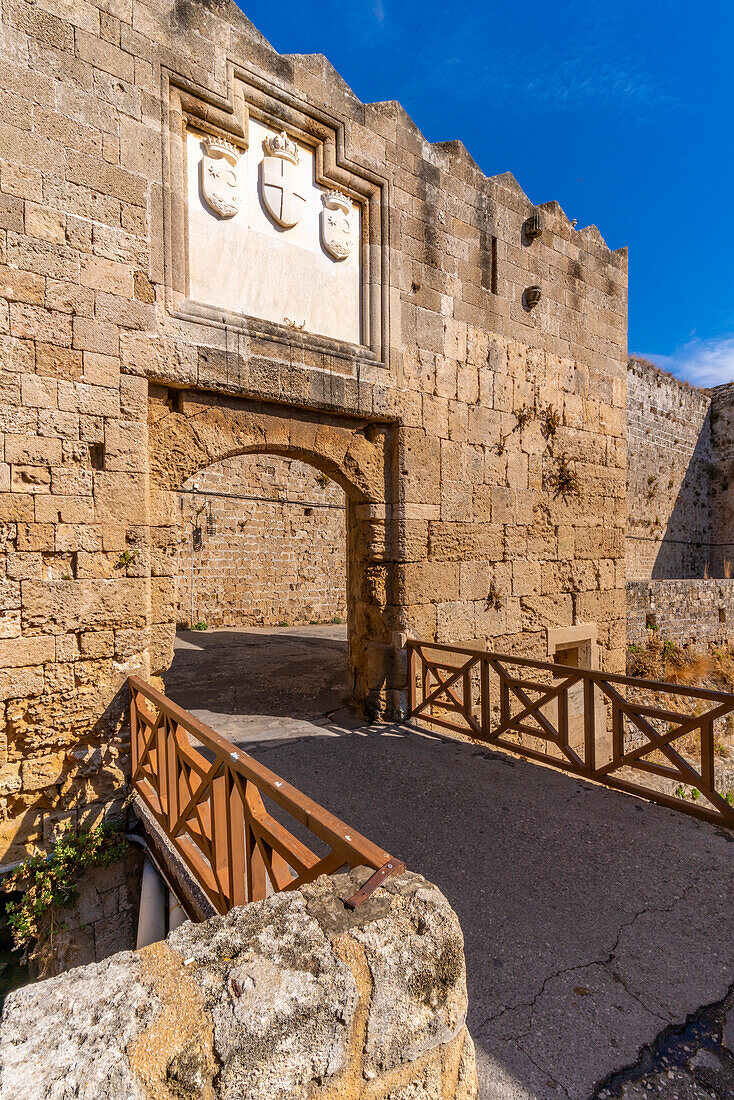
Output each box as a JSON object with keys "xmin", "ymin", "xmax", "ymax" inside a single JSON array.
[
  {"xmin": 164, "ymin": 628, "xmax": 734, "ymax": 1100},
  {"xmin": 163, "ymin": 625, "xmax": 351, "ymax": 731}
]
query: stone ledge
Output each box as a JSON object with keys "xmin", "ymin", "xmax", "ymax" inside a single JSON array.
[{"xmin": 0, "ymin": 869, "xmax": 478, "ymax": 1100}]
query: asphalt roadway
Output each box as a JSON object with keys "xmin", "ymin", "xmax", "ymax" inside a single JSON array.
[{"xmin": 164, "ymin": 625, "xmax": 734, "ymax": 1100}]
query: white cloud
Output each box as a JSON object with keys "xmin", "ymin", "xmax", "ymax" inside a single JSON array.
[
  {"xmin": 638, "ymin": 334, "xmax": 734, "ymax": 389},
  {"xmin": 372, "ymin": 0, "xmax": 385, "ymax": 23}
]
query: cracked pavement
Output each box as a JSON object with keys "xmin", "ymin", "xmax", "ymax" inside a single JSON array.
[
  {"xmin": 595, "ymin": 981, "xmax": 734, "ymax": 1097},
  {"xmin": 165, "ymin": 627, "xmax": 734, "ymax": 1100}
]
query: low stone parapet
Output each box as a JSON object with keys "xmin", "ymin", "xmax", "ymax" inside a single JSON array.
[
  {"xmin": 0, "ymin": 869, "xmax": 477, "ymax": 1100},
  {"xmin": 627, "ymin": 578, "xmax": 734, "ymax": 647}
]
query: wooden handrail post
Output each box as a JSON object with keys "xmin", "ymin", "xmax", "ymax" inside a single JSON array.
[
  {"xmin": 584, "ymin": 676, "xmax": 596, "ymax": 773},
  {"xmin": 480, "ymin": 657, "xmax": 491, "ymax": 739},
  {"xmin": 408, "ymin": 642, "xmax": 417, "ymax": 717},
  {"xmin": 129, "ymin": 684, "xmax": 139, "ymax": 777},
  {"xmin": 700, "ymin": 719, "xmax": 714, "ymax": 795}
]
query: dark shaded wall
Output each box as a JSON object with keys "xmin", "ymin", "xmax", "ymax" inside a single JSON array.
[
  {"xmin": 710, "ymin": 384, "xmax": 734, "ymax": 576},
  {"xmin": 626, "ymin": 359, "xmax": 715, "ymax": 579}
]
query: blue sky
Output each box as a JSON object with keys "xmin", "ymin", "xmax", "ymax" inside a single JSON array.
[{"xmin": 236, "ymin": 1, "xmax": 733, "ymax": 387}]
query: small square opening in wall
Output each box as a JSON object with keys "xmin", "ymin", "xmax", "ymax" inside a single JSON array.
[
  {"xmin": 646, "ymin": 612, "xmax": 657, "ymax": 631},
  {"xmin": 89, "ymin": 443, "xmax": 104, "ymax": 470},
  {"xmin": 719, "ymin": 607, "xmax": 726, "ymax": 623},
  {"xmin": 555, "ymin": 643, "xmax": 583, "ymax": 668},
  {"xmin": 548, "ymin": 625, "xmax": 597, "ymax": 672}
]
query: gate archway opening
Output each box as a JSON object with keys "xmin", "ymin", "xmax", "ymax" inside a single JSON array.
[
  {"xmin": 163, "ymin": 450, "xmax": 354, "ymax": 736},
  {"xmin": 147, "ymin": 385, "xmax": 398, "ymax": 724}
]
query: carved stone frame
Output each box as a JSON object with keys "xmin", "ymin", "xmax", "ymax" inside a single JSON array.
[
  {"xmin": 547, "ymin": 623, "xmax": 599, "ymax": 669},
  {"xmin": 161, "ymin": 63, "xmax": 390, "ymax": 367}
]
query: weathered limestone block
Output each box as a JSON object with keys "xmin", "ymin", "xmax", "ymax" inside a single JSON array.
[
  {"xmin": 0, "ymin": 952, "xmax": 158, "ymax": 1100},
  {"xmin": 21, "ymin": 579, "xmax": 148, "ymax": 634},
  {"xmin": 0, "ymin": 870, "xmax": 477, "ymax": 1100}
]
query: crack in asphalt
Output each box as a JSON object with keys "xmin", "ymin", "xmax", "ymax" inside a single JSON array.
[
  {"xmin": 511, "ymin": 1036, "xmax": 574, "ymax": 1099},
  {"xmin": 593, "ymin": 980, "xmax": 734, "ymax": 1098},
  {"xmin": 478, "ymin": 881, "xmax": 699, "ymax": 1037}
]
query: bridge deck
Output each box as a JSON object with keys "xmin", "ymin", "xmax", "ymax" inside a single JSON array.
[{"xmin": 164, "ymin": 626, "xmax": 734, "ymax": 1100}]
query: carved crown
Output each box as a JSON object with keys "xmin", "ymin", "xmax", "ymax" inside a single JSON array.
[
  {"xmin": 203, "ymin": 136, "xmax": 240, "ymax": 166},
  {"xmin": 263, "ymin": 130, "xmax": 300, "ymax": 165},
  {"xmin": 322, "ymin": 190, "xmax": 352, "ymax": 214}
]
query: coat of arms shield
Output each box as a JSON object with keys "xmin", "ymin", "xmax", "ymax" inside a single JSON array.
[
  {"xmin": 200, "ymin": 137, "xmax": 242, "ymax": 219},
  {"xmin": 321, "ymin": 191, "xmax": 354, "ymax": 261},
  {"xmin": 260, "ymin": 131, "xmax": 306, "ymax": 229}
]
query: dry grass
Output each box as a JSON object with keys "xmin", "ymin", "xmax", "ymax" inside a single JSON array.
[
  {"xmin": 627, "ymin": 636, "xmax": 734, "ymax": 691},
  {"xmin": 663, "ymin": 651, "xmax": 715, "ymax": 685},
  {"xmin": 626, "ymin": 636, "xmax": 734, "ymax": 765}
]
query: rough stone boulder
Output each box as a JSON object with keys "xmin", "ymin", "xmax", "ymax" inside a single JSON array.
[{"xmin": 0, "ymin": 869, "xmax": 477, "ymax": 1099}]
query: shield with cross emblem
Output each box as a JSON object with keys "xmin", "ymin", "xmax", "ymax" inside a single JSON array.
[{"xmin": 260, "ymin": 130, "xmax": 306, "ymax": 230}]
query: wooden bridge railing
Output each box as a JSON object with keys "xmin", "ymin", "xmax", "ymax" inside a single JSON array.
[
  {"xmin": 129, "ymin": 676, "xmax": 392, "ymax": 915},
  {"xmin": 407, "ymin": 640, "xmax": 734, "ymax": 829}
]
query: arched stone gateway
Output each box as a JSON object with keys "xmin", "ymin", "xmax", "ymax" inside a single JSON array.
[
  {"xmin": 0, "ymin": 0, "xmax": 627, "ymax": 862},
  {"xmin": 147, "ymin": 385, "xmax": 399, "ymax": 714}
]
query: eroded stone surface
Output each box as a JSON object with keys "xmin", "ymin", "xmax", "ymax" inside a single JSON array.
[
  {"xmin": 349, "ymin": 874, "xmax": 468, "ymax": 1075},
  {"xmin": 0, "ymin": 952, "xmax": 156, "ymax": 1100},
  {"xmin": 0, "ymin": 872, "xmax": 477, "ymax": 1100},
  {"xmin": 168, "ymin": 890, "xmax": 358, "ymax": 1099}
]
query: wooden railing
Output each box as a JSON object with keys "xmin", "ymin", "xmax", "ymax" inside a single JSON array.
[
  {"xmin": 407, "ymin": 640, "xmax": 734, "ymax": 829},
  {"xmin": 129, "ymin": 676, "xmax": 392, "ymax": 915}
]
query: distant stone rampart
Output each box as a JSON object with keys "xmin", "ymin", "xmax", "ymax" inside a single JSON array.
[
  {"xmin": 625, "ymin": 360, "xmax": 734, "ymax": 645},
  {"xmin": 626, "ymin": 359, "xmax": 734, "ymax": 582},
  {"xmin": 626, "ymin": 359, "xmax": 713, "ymax": 580},
  {"xmin": 627, "ymin": 579, "xmax": 734, "ymax": 647}
]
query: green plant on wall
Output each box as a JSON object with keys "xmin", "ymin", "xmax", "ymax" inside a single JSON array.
[
  {"xmin": 486, "ymin": 582, "xmax": 503, "ymax": 611},
  {"xmin": 2, "ymin": 825, "xmax": 128, "ymax": 976},
  {"xmin": 116, "ymin": 548, "xmax": 139, "ymax": 569},
  {"xmin": 514, "ymin": 404, "xmax": 534, "ymax": 430},
  {"xmin": 541, "ymin": 404, "xmax": 560, "ymax": 436}
]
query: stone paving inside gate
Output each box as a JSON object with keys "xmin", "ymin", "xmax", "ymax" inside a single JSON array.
[{"xmin": 164, "ymin": 626, "xmax": 734, "ymax": 1100}]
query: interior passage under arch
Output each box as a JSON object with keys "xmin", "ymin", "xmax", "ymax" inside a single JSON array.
[{"xmin": 163, "ymin": 450, "xmax": 356, "ymax": 739}]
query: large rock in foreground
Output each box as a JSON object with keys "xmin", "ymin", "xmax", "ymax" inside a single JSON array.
[{"xmin": 0, "ymin": 869, "xmax": 477, "ymax": 1099}]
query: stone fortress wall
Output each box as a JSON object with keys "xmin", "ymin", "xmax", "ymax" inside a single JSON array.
[
  {"xmin": 0, "ymin": 0, "xmax": 627, "ymax": 862},
  {"xmin": 626, "ymin": 358, "xmax": 714, "ymax": 581},
  {"xmin": 708, "ymin": 382, "xmax": 734, "ymax": 577},
  {"xmin": 176, "ymin": 454, "xmax": 346, "ymax": 629},
  {"xmin": 626, "ymin": 359, "xmax": 734, "ymax": 647},
  {"xmin": 627, "ymin": 578, "xmax": 734, "ymax": 648},
  {"xmin": 172, "ymin": 356, "xmax": 734, "ymax": 649}
]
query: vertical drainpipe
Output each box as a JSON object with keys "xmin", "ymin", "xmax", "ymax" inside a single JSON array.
[
  {"xmin": 136, "ymin": 857, "xmax": 167, "ymax": 949},
  {"xmin": 168, "ymin": 891, "xmax": 187, "ymax": 932}
]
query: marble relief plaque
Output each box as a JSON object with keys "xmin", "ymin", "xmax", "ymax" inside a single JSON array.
[{"xmin": 186, "ymin": 119, "xmax": 361, "ymax": 345}]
